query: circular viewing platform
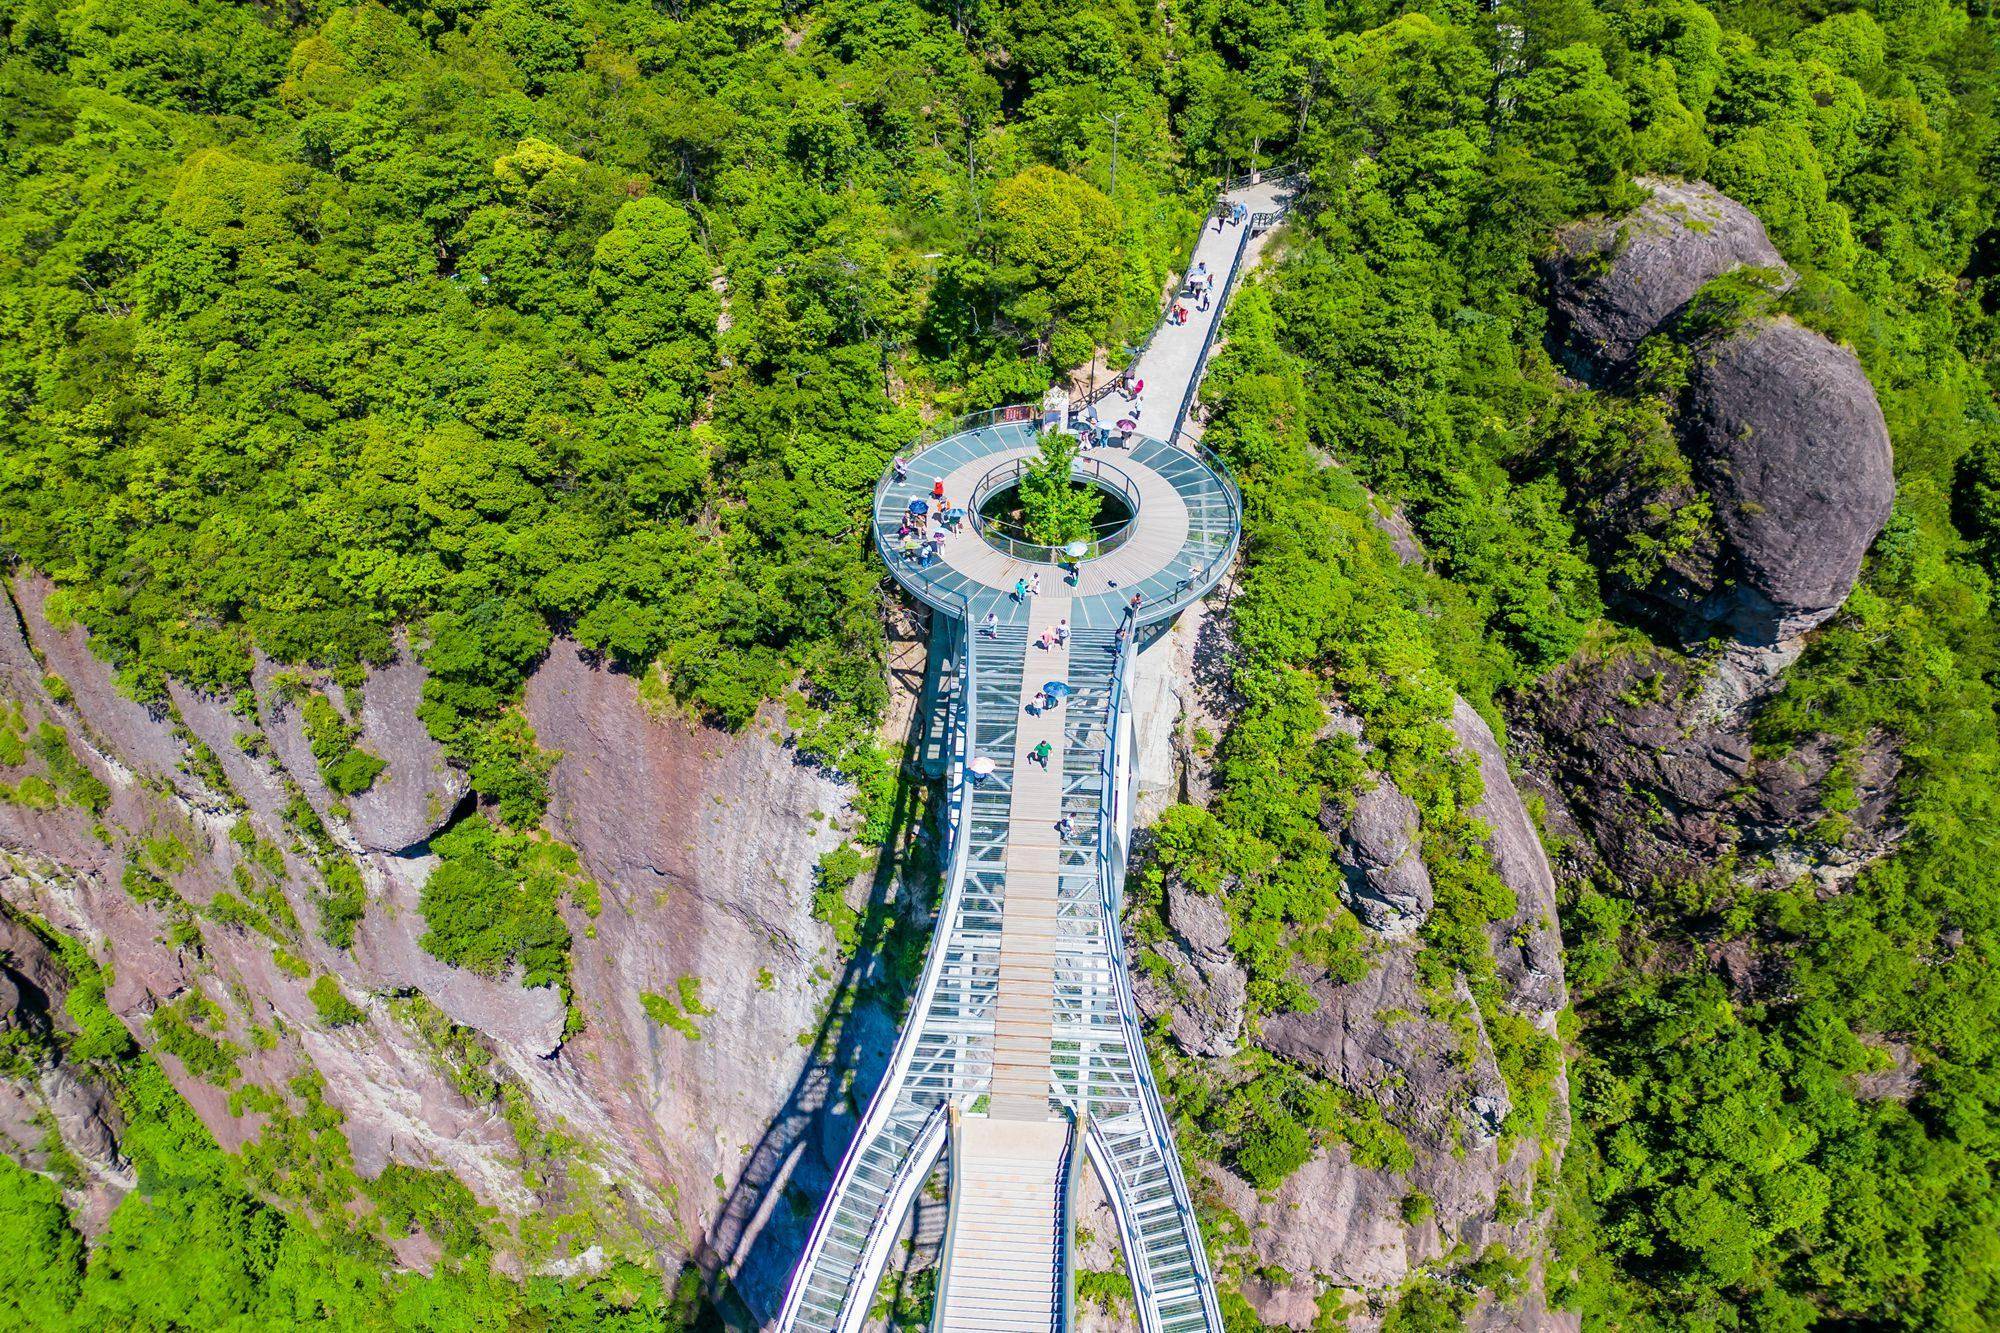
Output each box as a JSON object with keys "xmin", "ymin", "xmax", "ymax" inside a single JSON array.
[{"xmin": 873, "ymin": 407, "xmax": 1241, "ymax": 631}]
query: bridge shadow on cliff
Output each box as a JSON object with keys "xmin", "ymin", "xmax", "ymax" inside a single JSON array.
[{"xmin": 698, "ymin": 625, "xmax": 942, "ymax": 1327}]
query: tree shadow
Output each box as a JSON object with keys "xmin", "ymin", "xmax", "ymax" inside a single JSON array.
[{"xmin": 696, "ymin": 624, "xmax": 945, "ymax": 1326}]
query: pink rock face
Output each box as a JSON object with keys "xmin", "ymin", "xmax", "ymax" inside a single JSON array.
[
  {"xmin": 524, "ymin": 641, "xmax": 855, "ymax": 1314},
  {"xmin": 0, "ymin": 580, "xmax": 876, "ymax": 1302}
]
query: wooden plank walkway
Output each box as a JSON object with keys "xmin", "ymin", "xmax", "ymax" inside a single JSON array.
[
  {"xmin": 990, "ymin": 593, "xmax": 1070, "ymax": 1120},
  {"xmin": 936, "ymin": 1117, "xmax": 1070, "ymax": 1332}
]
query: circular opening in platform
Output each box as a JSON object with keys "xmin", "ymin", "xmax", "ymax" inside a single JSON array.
[{"xmin": 976, "ymin": 478, "xmax": 1136, "ymax": 549}]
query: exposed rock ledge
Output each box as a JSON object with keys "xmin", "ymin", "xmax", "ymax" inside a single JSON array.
[
  {"xmin": 1133, "ymin": 602, "xmax": 1571, "ymax": 1327},
  {"xmin": 0, "ymin": 574, "xmax": 867, "ymax": 1308}
]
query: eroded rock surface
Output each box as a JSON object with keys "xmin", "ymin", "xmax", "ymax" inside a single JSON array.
[
  {"xmin": 1522, "ymin": 642, "xmax": 1902, "ymax": 886},
  {"xmin": 0, "ymin": 577, "xmax": 866, "ymax": 1310},
  {"xmin": 343, "ymin": 638, "xmax": 470, "ymax": 853},
  {"xmin": 1133, "ymin": 878, "xmax": 1247, "ymax": 1059},
  {"xmin": 1326, "ymin": 776, "xmax": 1431, "ymax": 935},
  {"xmin": 523, "ymin": 640, "xmax": 863, "ymax": 1315},
  {"xmin": 1681, "ymin": 317, "xmax": 1896, "ymax": 645},
  {"xmin": 1545, "ymin": 176, "xmax": 1791, "ymax": 377},
  {"xmin": 1529, "ymin": 184, "xmax": 1899, "ymax": 888},
  {"xmin": 1137, "ymin": 635, "xmax": 1570, "ymax": 1321}
]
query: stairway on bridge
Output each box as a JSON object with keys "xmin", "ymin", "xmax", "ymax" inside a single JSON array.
[
  {"xmin": 936, "ymin": 1116, "xmax": 1072, "ymax": 1332},
  {"xmin": 778, "ymin": 176, "xmax": 1287, "ymax": 1333},
  {"xmin": 935, "ymin": 594, "xmax": 1074, "ymax": 1329}
]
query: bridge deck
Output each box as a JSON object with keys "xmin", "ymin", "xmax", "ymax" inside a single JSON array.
[
  {"xmin": 937, "ymin": 1118, "xmax": 1071, "ymax": 1332},
  {"xmin": 776, "ymin": 176, "xmax": 1293, "ymax": 1333}
]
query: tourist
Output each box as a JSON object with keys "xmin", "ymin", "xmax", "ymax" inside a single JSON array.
[
  {"xmin": 1013, "ymin": 577, "xmax": 1027, "ymax": 603},
  {"xmin": 1029, "ymin": 572, "xmax": 1042, "ymax": 597},
  {"xmin": 1030, "ymin": 740, "xmax": 1052, "ymax": 769},
  {"xmin": 981, "ymin": 611, "xmax": 999, "ymax": 638},
  {"xmin": 1054, "ymin": 619, "xmax": 1069, "ymax": 646},
  {"xmin": 1056, "ymin": 814, "xmax": 1076, "ymax": 839},
  {"xmin": 893, "ymin": 455, "xmax": 909, "ymax": 482}
]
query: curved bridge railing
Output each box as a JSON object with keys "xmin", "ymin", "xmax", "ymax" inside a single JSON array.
[
  {"xmin": 1082, "ymin": 633, "xmax": 1223, "ymax": 1331},
  {"xmin": 966, "ymin": 453, "xmax": 1145, "ymax": 563},
  {"xmin": 785, "ymin": 177, "xmax": 1287, "ymax": 1333},
  {"xmin": 774, "ymin": 588, "xmax": 981, "ymax": 1333}
]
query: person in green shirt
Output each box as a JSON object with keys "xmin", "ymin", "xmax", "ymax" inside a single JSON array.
[{"xmin": 1030, "ymin": 740, "xmax": 1053, "ymax": 769}]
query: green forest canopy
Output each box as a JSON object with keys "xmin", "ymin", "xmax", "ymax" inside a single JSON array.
[{"xmin": 1, "ymin": 0, "xmax": 1998, "ymax": 1327}]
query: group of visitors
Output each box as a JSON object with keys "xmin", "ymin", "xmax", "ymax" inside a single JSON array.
[
  {"xmin": 1169, "ymin": 261, "xmax": 1216, "ymax": 325},
  {"xmin": 895, "ymin": 478, "xmax": 965, "ymax": 567}
]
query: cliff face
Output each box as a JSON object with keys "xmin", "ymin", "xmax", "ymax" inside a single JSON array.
[
  {"xmin": 1127, "ymin": 607, "xmax": 1574, "ymax": 1330},
  {"xmin": 0, "ymin": 572, "xmax": 863, "ymax": 1308}
]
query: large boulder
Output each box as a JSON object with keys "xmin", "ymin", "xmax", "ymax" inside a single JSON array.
[
  {"xmin": 1681, "ymin": 317, "xmax": 1896, "ymax": 645},
  {"xmin": 1545, "ymin": 177, "xmax": 1791, "ymax": 378},
  {"xmin": 1325, "ymin": 777, "xmax": 1431, "ymax": 936}
]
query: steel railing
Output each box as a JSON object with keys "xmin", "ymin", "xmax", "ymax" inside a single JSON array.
[
  {"xmin": 775, "ymin": 588, "xmax": 983, "ymax": 1333},
  {"xmin": 800, "ymin": 170, "xmax": 1291, "ymax": 1332},
  {"xmin": 1086, "ymin": 632, "xmax": 1225, "ymax": 1332},
  {"xmin": 1168, "ymin": 210, "xmax": 1272, "ymax": 449},
  {"xmin": 1220, "ymin": 163, "xmax": 1305, "ymax": 194}
]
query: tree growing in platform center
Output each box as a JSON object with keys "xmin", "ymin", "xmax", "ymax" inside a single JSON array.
[{"xmin": 1019, "ymin": 432, "xmax": 1103, "ymax": 547}]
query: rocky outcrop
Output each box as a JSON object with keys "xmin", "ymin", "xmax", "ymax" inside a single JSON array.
[
  {"xmin": 1449, "ymin": 700, "xmax": 1568, "ymax": 1022},
  {"xmin": 0, "ymin": 911, "xmax": 135, "ymax": 1234},
  {"xmin": 343, "ymin": 639, "xmax": 470, "ymax": 853},
  {"xmin": 1549, "ymin": 182, "xmax": 1892, "ymax": 651},
  {"xmin": 1679, "ymin": 317, "xmax": 1896, "ymax": 646},
  {"xmin": 522, "ymin": 640, "xmax": 864, "ymax": 1315},
  {"xmin": 1522, "ymin": 642, "xmax": 1902, "ymax": 886},
  {"xmin": 1528, "ymin": 182, "xmax": 1899, "ymax": 889},
  {"xmin": 1133, "ymin": 878, "xmax": 1247, "ymax": 1058},
  {"xmin": 1545, "ymin": 177, "xmax": 1791, "ymax": 378},
  {"xmin": 1326, "ymin": 776, "xmax": 1431, "ymax": 936},
  {"xmin": 250, "ymin": 637, "xmax": 468, "ymax": 855},
  {"xmin": 0, "ymin": 575, "xmax": 867, "ymax": 1307},
  {"xmin": 1136, "ymin": 612, "xmax": 1570, "ymax": 1321}
]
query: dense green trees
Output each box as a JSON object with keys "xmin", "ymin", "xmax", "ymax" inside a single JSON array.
[
  {"xmin": 1017, "ymin": 430, "xmax": 1103, "ymax": 545},
  {"xmin": 1179, "ymin": 0, "xmax": 2000, "ymax": 1325},
  {"xmin": 2, "ymin": 0, "xmax": 1998, "ymax": 1322}
]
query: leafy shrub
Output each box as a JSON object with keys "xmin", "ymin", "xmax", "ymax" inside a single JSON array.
[
  {"xmin": 147, "ymin": 993, "xmax": 240, "ymax": 1086},
  {"xmin": 308, "ymin": 977, "xmax": 364, "ymax": 1028},
  {"xmin": 315, "ymin": 858, "xmax": 366, "ymax": 949},
  {"xmin": 299, "ymin": 693, "xmax": 385, "ymax": 796},
  {"xmin": 417, "ymin": 816, "xmax": 583, "ymax": 994}
]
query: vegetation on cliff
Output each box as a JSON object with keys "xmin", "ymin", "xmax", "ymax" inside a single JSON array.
[
  {"xmin": 1180, "ymin": 0, "xmax": 2000, "ymax": 1326},
  {"xmin": 1, "ymin": 0, "xmax": 1998, "ymax": 1325}
]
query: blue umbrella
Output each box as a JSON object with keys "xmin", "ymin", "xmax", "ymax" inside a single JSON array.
[
  {"xmin": 1042, "ymin": 681, "xmax": 1071, "ymax": 700},
  {"xmin": 907, "ymin": 498, "xmax": 929, "ymax": 516}
]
